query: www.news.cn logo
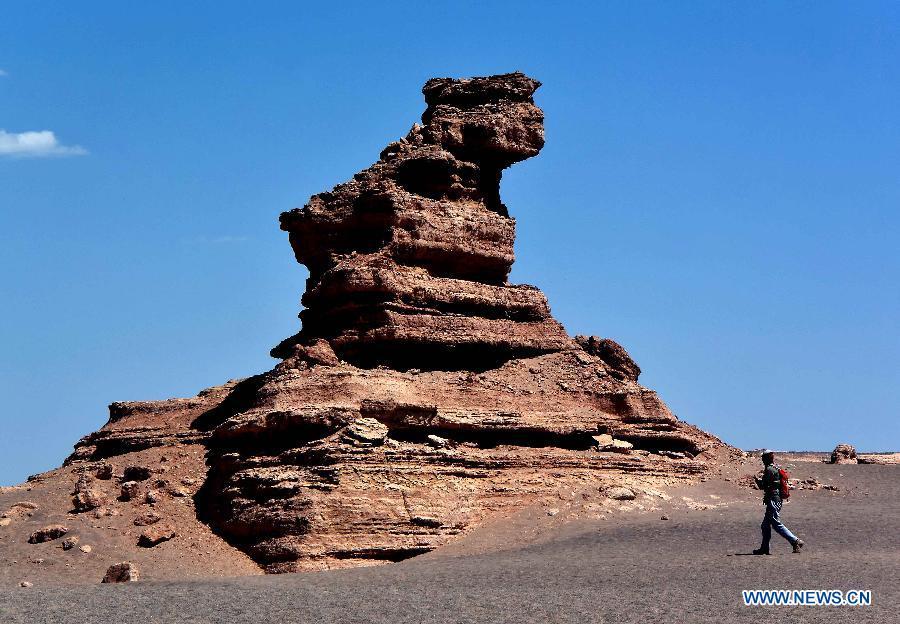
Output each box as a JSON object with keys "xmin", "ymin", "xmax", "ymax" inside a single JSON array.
[{"xmin": 743, "ymin": 589, "xmax": 872, "ymax": 606}]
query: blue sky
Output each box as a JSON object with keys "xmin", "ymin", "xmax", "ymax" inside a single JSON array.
[{"xmin": 2, "ymin": 2, "xmax": 898, "ymax": 484}]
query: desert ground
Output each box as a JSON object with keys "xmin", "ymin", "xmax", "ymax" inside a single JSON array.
[{"xmin": 2, "ymin": 457, "xmax": 896, "ymax": 623}]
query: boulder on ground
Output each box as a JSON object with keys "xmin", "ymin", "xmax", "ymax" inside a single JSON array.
[
  {"xmin": 102, "ymin": 562, "xmax": 139, "ymax": 583},
  {"xmin": 28, "ymin": 525, "xmax": 69, "ymax": 544},
  {"xmin": 62, "ymin": 536, "xmax": 80, "ymax": 550},
  {"xmin": 72, "ymin": 475, "xmax": 107, "ymax": 512},
  {"xmin": 604, "ymin": 487, "xmax": 636, "ymax": 501},
  {"xmin": 138, "ymin": 525, "xmax": 176, "ymax": 547},
  {"xmin": 92, "ymin": 507, "xmax": 120, "ymax": 519},
  {"xmin": 133, "ymin": 511, "xmax": 163, "ymax": 526},
  {"xmin": 830, "ymin": 444, "xmax": 857, "ymax": 465},
  {"xmin": 120, "ymin": 481, "xmax": 141, "ymax": 501},
  {"xmin": 94, "ymin": 463, "xmax": 114, "ymax": 480}
]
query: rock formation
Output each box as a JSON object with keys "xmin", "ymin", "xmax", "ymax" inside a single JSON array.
[
  {"xmin": 271, "ymin": 72, "xmax": 569, "ymax": 369},
  {"xmin": 4, "ymin": 73, "xmax": 728, "ymax": 580},
  {"xmin": 830, "ymin": 443, "xmax": 858, "ymax": 464},
  {"xmin": 190, "ymin": 73, "xmax": 724, "ymax": 571},
  {"xmin": 102, "ymin": 562, "xmax": 140, "ymax": 583}
]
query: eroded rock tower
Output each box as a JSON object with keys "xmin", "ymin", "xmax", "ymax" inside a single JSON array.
[{"xmin": 60, "ymin": 73, "xmax": 725, "ymax": 575}]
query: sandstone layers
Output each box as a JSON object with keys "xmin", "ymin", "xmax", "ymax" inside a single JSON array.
[
  {"xmin": 11, "ymin": 73, "xmax": 726, "ymax": 578},
  {"xmin": 271, "ymin": 72, "xmax": 569, "ymax": 368}
]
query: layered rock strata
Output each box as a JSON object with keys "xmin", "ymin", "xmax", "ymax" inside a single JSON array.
[
  {"xmin": 272, "ymin": 73, "xmax": 570, "ymax": 369},
  {"xmin": 34, "ymin": 73, "xmax": 728, "ymax": 576},
  {"xmin": 190, "ymin": 73, "xmax": 725, "ymax": 571},
  {"xmin": 196, "ymin": 352, "xmax": 718, "ymax": 572}
]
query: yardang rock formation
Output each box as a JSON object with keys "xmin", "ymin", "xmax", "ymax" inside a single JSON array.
[
  {"xmin": 9, "ymin": 73, "xmax": 725, "ymax": 579},
  {"xmin": 271, "ymin": 72, "xmax": 569, "ymax": 369}
]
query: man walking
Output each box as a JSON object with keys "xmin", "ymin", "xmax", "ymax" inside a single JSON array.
[{"xmin": 753, "ymin": 450, "xmax": 804, "ymax": 555}]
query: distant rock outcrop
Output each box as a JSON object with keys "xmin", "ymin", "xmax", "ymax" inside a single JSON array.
[{"xmin": 830, "ymin": 444, "xmax": 858, "ymax": 465}]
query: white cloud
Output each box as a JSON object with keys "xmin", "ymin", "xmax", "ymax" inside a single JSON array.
[
  {"xmin": 0, "ymin": 69, "xmax": 7, "ymax": 77},
  {"xmin": 0, "ymin": 129, "xmax": 88, "ymax": 158}
]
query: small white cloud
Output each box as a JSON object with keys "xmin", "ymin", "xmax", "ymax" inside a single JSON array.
[
  {"xmin": 0, "ymin": 129, "xmax": 88, "ymax": 158},
  {"xmin": 0, "ymin": 69, "xmax": 7, "ymax": 77}
]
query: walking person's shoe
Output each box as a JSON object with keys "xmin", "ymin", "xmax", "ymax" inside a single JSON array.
[
  {"xmin": 752, "ymin": 548, "xmax": 770, "ymax": 555},
  {"xmin": 792, "ymin": 539, "xmax": 805, "ymax": 554}
]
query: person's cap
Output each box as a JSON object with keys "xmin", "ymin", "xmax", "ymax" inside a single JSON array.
[{"xmin": 761, "ymin": 449, "xmax": 775, "ymax": 457}]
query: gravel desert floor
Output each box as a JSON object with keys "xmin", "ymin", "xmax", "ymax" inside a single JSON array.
[{"xmin": 1, "ymin": 459, "xmax": 896, "ymax": 623}]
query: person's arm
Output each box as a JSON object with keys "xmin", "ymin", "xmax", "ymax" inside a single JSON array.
[{"xmin": 760, "ymin": 466, "xmax": 775, "ymax": 491}]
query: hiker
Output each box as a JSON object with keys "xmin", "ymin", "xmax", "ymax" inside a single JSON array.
[{"xmin": 753, "ymin": 450, "xmax": 804, "ymax": 555}]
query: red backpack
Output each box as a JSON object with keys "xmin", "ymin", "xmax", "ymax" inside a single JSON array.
[{"xmin": 778, "ymin": 466, "xmax": 791, "ymax": 499}]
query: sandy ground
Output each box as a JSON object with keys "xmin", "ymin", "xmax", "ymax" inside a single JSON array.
[
  {"xmin": 0, "ymin": 447, "xmax": 261, "ymax": 586},
  {"xmin": 0, "ymin": 458, "xmax": 896, "ymax": 623}
]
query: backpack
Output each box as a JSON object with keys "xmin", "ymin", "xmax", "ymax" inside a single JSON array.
[{"xmin": 778, "ymin": 466, "xmax": 791, "ymax": 499}]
